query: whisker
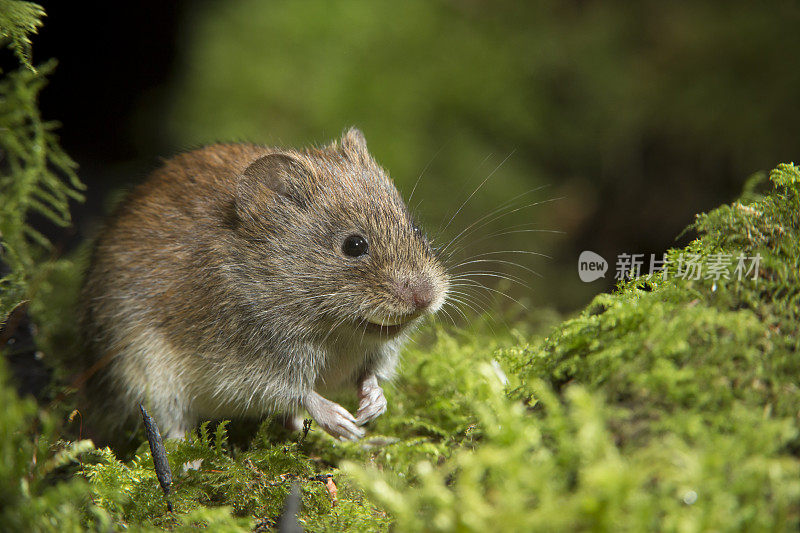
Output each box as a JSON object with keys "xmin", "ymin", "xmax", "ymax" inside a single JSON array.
[
  {"xmin": 438, "ymin": 306, "xmax": 458, "ymax": 327},
  {"xmin": 483, "ymin": 228, "xmax": 565, "ymax": 239},
  {"xmin": 435, "ymin": 185, "xmax": 551, "ymax": 251},
  {"xmin": 449, "ymin": 249, "xmax": 552, "ymax": 262},
  {"xmin": 438, "ymin": 150, "xmax": 516, "ymax": 236},
  {"xmin": 444, "ymin": 295, "xmax": 486, "ymax": 320},
  {"xmin": 408, "ymin": 142, "xmax": 448, "ymax": 205},
  {"xmin": 446, "ymin": 287, "xmax": 493, "ymax": 306},
  {"xmin": 449, "ymin": 258, "xmax": 543, "ymax": 278},
  {"xmin": 441, "ymin": 196, "xmax": 565, "ymax": 260},
  {"xmin": 451, "ymin": 279, "xmax": 529, "ymax": 311},
  {"xmin": 442, "ymin": 300, "xmax": 471, "ymax": 323},
  {"xmin": 451, "ymin": 270, "xmax": 532, "ymax": 290}
]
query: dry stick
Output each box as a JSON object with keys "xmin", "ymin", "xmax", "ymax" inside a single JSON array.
[
  {"xmin": 278, "ymin": 482, "xmax": 303, "ymax": 533},
  {"xmin": 139, "ymin": 404, "xmax": 173, "ymax": 512}
]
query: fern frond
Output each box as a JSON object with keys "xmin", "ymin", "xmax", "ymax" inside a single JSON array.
[
  {"xmin": 0, "ymin": 59, "xmax": 84, "ymax": 324},
  {"xmin": 43, "ymin": 439, "xmax": 95, "ymax": 476},
  {"xmin": 0, "ymin": 0, "xmax": 45, "ymax": 71}
]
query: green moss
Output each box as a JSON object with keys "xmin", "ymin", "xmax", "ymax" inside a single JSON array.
[
  {"xmin": 513, "ymin": 164, "xmax": 800, "ymax": 435},
  {"xmin": 0, "ymin": 352, "xmax": 114, "ymax": 532},
  {"xmin": 0, "ymin": 0, "xmax": 44, "ymax": 71},
  {"xmin": 8, "ymin": 164, "xmax": 798, "ymax": 531},
  {"xmin": 3, "ymin": 8, "xmax": 799, "ymax": 523},
  {"xmin": 75, "ymin": 322, "xmax": 520, "ymax": 531},
  {"xmin": 0, "ymin": 49, "xmax": 84, "ymax": 322},
  {"xmin": 347, "ymin": 164, "xmax": 800, "ymax": 531}
]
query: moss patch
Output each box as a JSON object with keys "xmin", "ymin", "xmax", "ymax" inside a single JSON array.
[
  {"xmin": 349, "ymin": 164, "xmax": 800, "ymax": 531},
  {"xmin": 3, "ymin": 165, "xmax": 800, "ymax": 530}
]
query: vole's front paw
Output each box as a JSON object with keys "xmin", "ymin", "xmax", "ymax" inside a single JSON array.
[
  {"xmin": 356, "ymin": 374, "xmax": 387, "ymax": 426},
  {"xmin": 304, "ymin": 391, "xmax": 365, "ymax": 441}
]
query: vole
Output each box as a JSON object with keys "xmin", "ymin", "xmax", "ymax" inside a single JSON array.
[{"xmin": 79, "ymin": 128, "xmax": 449, "ymax": 443}]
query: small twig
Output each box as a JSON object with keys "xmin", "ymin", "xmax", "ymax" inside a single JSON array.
[
  {"xmin": 139, "ymin": 404, "xmax": 173, "ymax": 512},
  {"xmin": 68, "ymin": 409, "xmax": 84, "ymax": 470},
  {"xmin": 277, "ymin": 482, "xmax": 303, "ymax": 533}
]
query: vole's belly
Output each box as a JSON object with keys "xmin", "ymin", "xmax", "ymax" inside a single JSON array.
[
  {"xmin": 184, "ymin": 342, "xmax": 369, "ymax": 418},
  {"xmin": 186, "ymin": 356, "xmax": 289, "ymax": 418},
  {"xmin": 314, "ymin": 344, "xmax": 370, "ymax": 395}
]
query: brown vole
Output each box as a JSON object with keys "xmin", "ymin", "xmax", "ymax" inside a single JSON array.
[{"xmin": 79, "ymin": 128, "xmax": 449, "ymax": 443}]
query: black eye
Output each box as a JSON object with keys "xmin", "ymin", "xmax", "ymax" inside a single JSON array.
[
  {"xmin": 412, "ymin": 225, "xmax": 423, "ymax": 237},
  {"xmin": 342, "ymin": 234, "xmax": 368, "ymax": 257}
]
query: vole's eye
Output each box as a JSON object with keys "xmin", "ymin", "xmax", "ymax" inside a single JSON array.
[
  {"xmin": 342, "ymin": 234, "xmax": 369, "ymax": 257},
  {"xmin": 412, "ymin": 225, "xmax": 422, "ymax": 237}
]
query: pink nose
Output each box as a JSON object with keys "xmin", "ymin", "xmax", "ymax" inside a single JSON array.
[{"xmin": 397, "ymin": 276, "xmax": 435, "ymax": 311}]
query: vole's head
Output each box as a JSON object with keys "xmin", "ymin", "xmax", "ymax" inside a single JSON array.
[{"xmin": 234, "ymin": 128, "xmax": 449, "ymax": 342}]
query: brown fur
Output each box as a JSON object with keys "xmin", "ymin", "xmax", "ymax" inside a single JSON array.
[{"xmin": 79, "ymin": 128, "xmax": 449, "ymax": 444}]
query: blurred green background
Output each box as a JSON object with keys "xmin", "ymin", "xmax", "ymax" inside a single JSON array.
[{"xmin": 36, "ymin": 0, "xmax": 800, "ymax": 313}]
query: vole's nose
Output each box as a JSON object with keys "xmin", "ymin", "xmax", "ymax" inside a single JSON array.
[
  {"xmin": 397, "ymin": 275, "xmax": 435, "ymax": 311},
  {"xmin": 412, "ymin": 279, "xmax": 434, "ymax": 309}
]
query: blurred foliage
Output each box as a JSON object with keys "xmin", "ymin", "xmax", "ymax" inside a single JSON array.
[
  {"xmin": 0, "ymin": 353, "xmax": 109, "ymax": 531},
  {"xmin": 348, "ymin": 165, "xmax": 800, "ymax": 530},
  {"xmin": 159, "ymin": 0, "xmax": 800, "ymax": 309},
  {"xmin": 5, "ymin": 156, "xmax": 800, "ymax": 530},
  {"xmin": 3, "ymin": 2, "xmax": 800, "ymax": 530},
  {"xmin": 32, "ymin": 164, "xmax": 800, "ymax": 530},
  {"xmin": 0, "ymin": 0, "xmax": 84, "ymax": 323},
  {"xmin": 0, "ymin": 0, "xmax": 44, "ymax": 71}
]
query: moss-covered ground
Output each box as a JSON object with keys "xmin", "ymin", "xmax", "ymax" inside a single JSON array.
[
  {"xmin": 3, "ymin": 2, "xmax": 800, "ymax": 530},
  {"xmin": 0, "ymin": 165, "xmax": 800, "ymax": 531},
  {"xmin": 2, "ymin": 164, "xmax": 799, "ymax": 530}
]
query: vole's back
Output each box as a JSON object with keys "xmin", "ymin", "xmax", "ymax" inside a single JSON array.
[
  {"xmin": 80, "ymin": 144, "xmax": 273, "ymax": 442},
  {"xmin": 81, "ymin": 144, "xmax": 266, "ymax": 362}
]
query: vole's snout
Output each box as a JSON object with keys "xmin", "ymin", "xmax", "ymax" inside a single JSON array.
[
  {"xmin": 395, "ymin": 275, "xmax": 435, "ymax": 312},
  {"xmin": 362, "ymin": 272, "xmax": 444, "ymax": 331}
]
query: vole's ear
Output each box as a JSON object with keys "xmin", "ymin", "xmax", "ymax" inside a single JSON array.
[
  {"xmin": 236, "ymin": 153, "xmax": 311, "ymax": 220},
  {"xmin": 340, "ymin": 127, "xmax": 368, "ymax": 158}
]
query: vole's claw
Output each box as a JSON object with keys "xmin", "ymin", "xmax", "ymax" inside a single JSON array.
[
  {"xmin": 356, "ymin": 400, "xmax": 387, "ymax": 426},
  {"xmin": 304, "ymin": 390, "xmax": 364, "ymax": 440},
  {"xmin": 333, "ymin": 417, "xmax": 364, "ymax": 441},
  {"xmin": 356, "ymin": 375, "xmax": 388, "ymax": 426}
]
